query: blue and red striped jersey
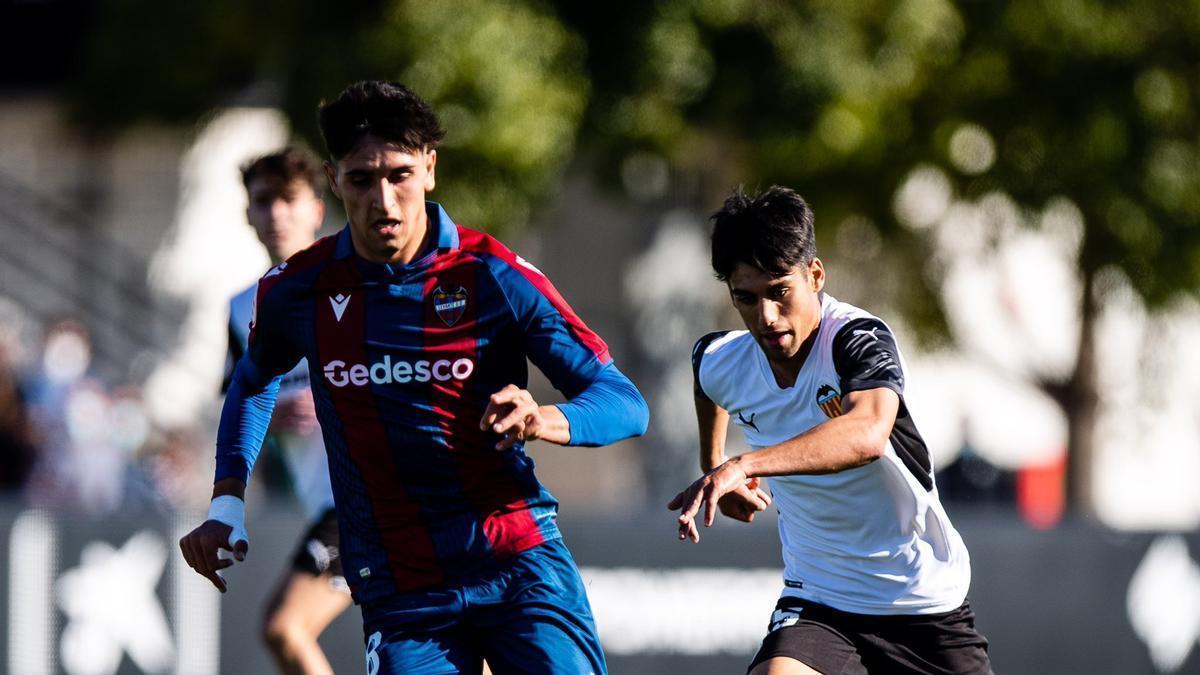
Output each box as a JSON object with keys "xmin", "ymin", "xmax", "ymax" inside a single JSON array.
[{"xmin": 216, "ymin": 202, "xmax": 647, "ymax": 603}]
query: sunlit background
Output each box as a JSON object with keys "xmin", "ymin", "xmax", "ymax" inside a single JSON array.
[{"xmin": 1, "ymin": 1, "xmax": 1199, "ymax": 673}]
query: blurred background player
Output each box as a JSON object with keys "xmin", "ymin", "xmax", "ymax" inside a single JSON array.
[
  {"xmin": 671, "ymin": 187, "xmax": 992, "ymax": 675},
  {"xmin": 181, "ymin": 80, "xmax": 649, "ymax": 674},
  {"xmin": 227, "ymin": 148, "xmax": 351, "ymax": 675}
]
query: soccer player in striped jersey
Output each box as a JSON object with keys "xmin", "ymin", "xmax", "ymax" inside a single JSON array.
[
  {"xmin": 226, "ymin": 147, "xmax": 351, "ymax": 675},
  {"xmin": 180, "ymin": 81, "xmax": 648, "ymax": 675},
  {"xmin": 670, "ymin": 187, "xmax": 991, "ymax": 674}
]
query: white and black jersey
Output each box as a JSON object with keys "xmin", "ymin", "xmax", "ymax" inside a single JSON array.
[
  {"xmin": 227, "ymin": 283, "xmax": 335, "ymax": 521},
  {"xmin": 693, "ymin": 293, "xmax": 971, "ymax": 615}
]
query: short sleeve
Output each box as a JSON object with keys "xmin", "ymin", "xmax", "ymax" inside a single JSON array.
[
  {"xmin": 691, "ymin": 331, "xmax": 730, "ymax": 401},
  {"xmin": 246, "ymin": 278, "xmax": 303, "ymax": 379},
  {"xmin": 831, "ymin": 318, "xmax": 905, "ymax": 396}
]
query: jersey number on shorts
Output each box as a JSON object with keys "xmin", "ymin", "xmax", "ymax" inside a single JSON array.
[{"xmin": 365, "ymin": 631, "xmax": 382, "ymax": 675}]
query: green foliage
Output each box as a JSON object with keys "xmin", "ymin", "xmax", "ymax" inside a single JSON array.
[
  {"xmin": 560, "ymin": 0, "xmax": 1200, "ymax": 328},
  {"xmin": 68, "ymin": 0, "xmax": 1200, "ymax": 309},
  {"xmin": 70, "ymin": 0, "xmax": 587, "ymax": 233}
]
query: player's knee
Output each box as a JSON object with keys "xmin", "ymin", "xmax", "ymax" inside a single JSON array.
[{"xmin": 261, "ymin": 613, "xmax": 309, "ymax": 656}]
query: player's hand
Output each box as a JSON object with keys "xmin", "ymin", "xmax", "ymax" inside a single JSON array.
[
  {"xmin": 178, "ymin": 520, "xmax": 249, "ymax": 593},
  {"xmin": 718, "ymin": 477, "xmax": 772, "ymax": 523},
  {"xmin": 667, "ymin": 458, "xmax": 752, "ymax": 542},
  {"xmin": 480, "ymin": 384, "xmax": 546, "ymax": 450},
  {"xmin": 270, "ymin": 391, "xmax": 318, "ymax": 435}
]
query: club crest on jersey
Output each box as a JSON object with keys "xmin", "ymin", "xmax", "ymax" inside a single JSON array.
[
  {"xmin": 432, "ymin": 286, "xmax": 468, "ymax": 327},
  {"xmin": 816, "ymin": 384, "xmax": 844, "ymax": 419}
]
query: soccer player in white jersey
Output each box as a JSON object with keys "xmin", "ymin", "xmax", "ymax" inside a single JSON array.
[
  {"xmin": 669, "ymin": 186, "xmax": 992, "ymax": 674},
  {"xmin": 227, "ymin": 148, "xmax": 351, "ymax": 675}
]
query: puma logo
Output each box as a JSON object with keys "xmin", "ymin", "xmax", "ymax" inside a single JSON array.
[{"xmin": 738, "ymin": 411, "xmax": 759, "ymax": 432}]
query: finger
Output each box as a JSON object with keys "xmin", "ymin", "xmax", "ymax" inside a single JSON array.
[
  {"xmin": 677, "ymin": 514, "xmax": 698, "ymax": 541},
  {"xmin": 667, "ymin": 492, "xmax": 685, "ymax": 511},
  {"xmin": 495, "ymin": 428, "xmax": 525, "ymax": 451},
  {"xmin": 681, "ymin": 487, "xmax": 705, "ymax": 526},
  {"xmin": 214, "ymin": 558, "xmax": 235, "ymax": 571},
  {"xmin": 232, "ymin": 539, "xmax": 249, "ymax": 562},
  {"xmin": 704, "ymin": 485, "xmax": 719, "ymax": 527},
  {"xmin": 491, "ymin": 404, "xmax": 532, "ymax": 435},
  {"xmin": 201, "ymin": 568, "xmax": 227, "ymax": 593},
  {"xmin": 739, "ymin": 488, "xmax": 767, "ymax": 512},
  {"xmin": 754, "ymin": 487, "xmax": 772, "ymax": 506},
  {"xmin": 480, "ymin": 386, "xmax": 523, "ymax": 430},
  {"xmin": 183, "ymin": 536, "xmax": 210, "ymax": 575},
  {"xmin": 479, "ymin": 403, "xmax": 503, "ymax": 431}
]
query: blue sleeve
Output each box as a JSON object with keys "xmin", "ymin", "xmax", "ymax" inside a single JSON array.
[
  {"xmin": 555, "ymin": 364, "xmax": 649, "ymax": 446},
  {"xmin": 213, "ymin": 277, "xmax": 301, "ymax": 483},
  {"xmin": 214, "ymin": 355, "xmax": 282, "ymax": 483}
]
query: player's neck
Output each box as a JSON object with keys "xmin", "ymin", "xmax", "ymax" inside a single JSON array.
[
  {"xmin": 390, "ymin": 217, "xmax": 434, "ymax": 265},
  {"xmin": 765, "ymin": 323, "xmax": 820, "ymax": 388}
]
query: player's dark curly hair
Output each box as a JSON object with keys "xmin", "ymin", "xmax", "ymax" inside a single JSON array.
[
  {"xmin": 317, "ymin": 80, "xmax": 446, "ymax": 160},
  {"xmin": 710, "ymin": 186, "xmax": 817, "ymax": 282},
  {"xmin": 240, "ymin": 147, "xmax": 324, "ymax": 194}
]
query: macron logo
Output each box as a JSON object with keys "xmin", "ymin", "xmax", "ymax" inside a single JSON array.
[{"xmin": 329, "ymin": 294, "xmax": 351, "ymax": 322}]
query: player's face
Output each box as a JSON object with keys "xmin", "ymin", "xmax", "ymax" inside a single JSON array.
[
  {"xmin": 728, "ymin": 260, "xmax": 826, "ymax": 365},
  {"xmin": 245, "ymin": 177, "xmax": 324, "ymax": 264},
  {"xmin": 325, "ymin": 135, "xmax": 437, "ymax": 265}
]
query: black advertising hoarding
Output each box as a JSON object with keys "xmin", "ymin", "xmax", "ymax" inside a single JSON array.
[{"xmin": 0, "ymin": 503, "xmax": 1197, "ymax": 675}]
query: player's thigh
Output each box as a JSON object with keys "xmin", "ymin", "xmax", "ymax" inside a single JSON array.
[
  {"xmin": 364, "ymin": 625, "xmax": 484, "ymax": 675},
  {"xmin": 263, "ymin": 570, "xmax": 352, "ymax": 635},
  {"xmin": 748, "ymin": 603, "xmax": 865, "ymax": 675},
  {"xmin": 477, "ymin": 540, "xmax": 606, "ymax": 675}
]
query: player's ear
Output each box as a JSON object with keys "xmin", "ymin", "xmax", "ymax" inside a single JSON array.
[
  {"xmin": 324, "ymin": 161, "xmax": 342, "ymax": 200},
  {"xmin": 424, "ymin": 149, "xmax": 437, "ymax": 193},
  {"xmin": 808, "ymin": 258, "xmax": 825, "ymax": 293}
]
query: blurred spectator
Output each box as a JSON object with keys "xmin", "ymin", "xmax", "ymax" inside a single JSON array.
[
  {"xmin": 24, "ymin": 320, "xmax": 131, "ymax": 513},
  {"xmin": 0, "ymin": 338, "xmax": 35, "ymax": 490}
]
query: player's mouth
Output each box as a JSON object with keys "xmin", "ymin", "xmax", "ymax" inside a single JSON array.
[
  {"xmin": 372, "ymin": 219, "xmax": 402, "ymax": 236},
  {"xmin": 761, "ymin": 330, "xmax": 792, "ymax": 349}
]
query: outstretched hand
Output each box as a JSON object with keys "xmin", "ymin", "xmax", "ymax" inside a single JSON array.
[
  {"xmin": 668, "ymin": 460, "xmax": 770, "ymax": 542},
  {"xmin": 480, "ymin": 384, "xmax": 548, "ymax": 450},
  {"xmin": 178, "ymin": 520, "xmax": 249, "ymax": 593}
]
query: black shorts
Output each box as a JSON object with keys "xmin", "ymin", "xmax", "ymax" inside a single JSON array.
[
  {"xmin": 289, "ymin": 508, "xmax": 345, "ymax": 580},
  {"xmin": 749, "ymin": 597, "xmax": 992, "ymax": 675}
]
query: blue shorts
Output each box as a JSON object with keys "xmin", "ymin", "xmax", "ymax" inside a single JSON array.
[{"xmin": 360, "ymin": 538, "xmax": 606, "ymax": 675}]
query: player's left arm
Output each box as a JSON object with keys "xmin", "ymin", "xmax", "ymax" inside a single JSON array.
[
  {"xmin": 480, "ymin": 256, "xmax": 649, "ymax": 449},
  {"xmin": 671, "ymin": 317, "xmax": 903, "ymax": 537},
  {"xmin": 481, "ymin": 364, "xmax": 647, "ymax": 449}
]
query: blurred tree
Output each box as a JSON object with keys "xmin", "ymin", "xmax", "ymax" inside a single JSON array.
[
  {"xmin": 67, "ymin": 0, "xmax": 588, "ymax": 233},
  {"xmin": 65, "ymin": 0, "xmax": 1200, "ymax": 513},
  {"xmin": 554, "ymin": 0, "xmax": 1200, "ymax": 515}
]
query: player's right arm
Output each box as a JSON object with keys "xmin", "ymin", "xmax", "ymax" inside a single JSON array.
[
  {"xmin": 683, "ymin": 333, "xmax": 771, "ymax": 541},
  {"xmin": 180, "ymin": 274, "xmax": 301, "ymax": 592}
]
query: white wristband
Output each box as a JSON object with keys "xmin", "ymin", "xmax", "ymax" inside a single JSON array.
[{"xmin": 207, "ymin": 495, "xmax": 248, "ymax": 550}]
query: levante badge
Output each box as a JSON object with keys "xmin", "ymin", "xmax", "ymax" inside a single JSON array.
[{"xmin": 432, "ymin": 286, "xmax": 468, "ymax": 326}]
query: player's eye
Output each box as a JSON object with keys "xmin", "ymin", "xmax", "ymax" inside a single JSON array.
[{"xmin": 389, "ymin": 171, "xmax": 412, "ymax": 184}]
